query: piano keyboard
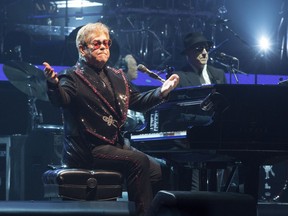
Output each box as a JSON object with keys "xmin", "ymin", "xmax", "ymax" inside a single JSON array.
[{"xmin": 130, "ymin": 130, "xmax": 187, "ymax": 142}]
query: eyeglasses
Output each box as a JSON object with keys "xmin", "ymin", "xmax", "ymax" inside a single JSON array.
[
  {"xmin": 193, "ymin": 45, "xmax": 211, "ymax": 53},
  {"xmin": 89, "ymin": 39, "xmax": 112, "ymax": 50}
]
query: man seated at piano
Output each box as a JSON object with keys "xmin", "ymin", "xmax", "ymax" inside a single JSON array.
[
  {"xmin": 164, "ymin": 31, "xmax": 228, "ymax": 134},
  {"xmin": 164, "ymin": 32, "xmax": 228, "ymax": 132},
  {"xmin": 174, "ymin": 32, "xmax": 227, "ymax": 87},
  {"xmin": 171, "ymin": 32, "xmax": 228, "ymax": 191}
]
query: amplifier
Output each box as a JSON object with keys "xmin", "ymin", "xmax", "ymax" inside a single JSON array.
[
  {"xmin": 0, "ymin": 137, "xmax": 11, "ymax": 200},
  {"xmin": 0, "ymin": 135, "xmax": 27, "ymax": 201},
  {"xmin": 0, "ymin": 133, "xmax": 62, "ymax": 201}
]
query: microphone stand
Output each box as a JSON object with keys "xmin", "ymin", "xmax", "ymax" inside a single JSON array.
[
  {"xmin": 217, "ymin": 22, "xmax": 255, "ymax": 84},
  {"xmin": 221, "ymin": 23, "xmax": 252, "ymax": 50},
  {"xmin": 212, "ymin": 58, "xmax": 247, "ymax": 84}
]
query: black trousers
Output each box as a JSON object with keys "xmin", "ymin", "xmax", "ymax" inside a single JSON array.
[{"xmin": 91, "ymin": 143, "xmax": 165, "ymax": 216}]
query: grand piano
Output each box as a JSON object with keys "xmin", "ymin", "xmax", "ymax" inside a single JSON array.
[{"xmin": 130, "ymin": 84, "xmax": 288, "ymax": 201}]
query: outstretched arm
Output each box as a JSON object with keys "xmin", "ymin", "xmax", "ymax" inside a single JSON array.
[
  {"xmin": 160, "ymin": 74, "xmax": 180, "ymax": 98},
  {"xmin": 43, "ymin": 62, "xmax": 59, "ymax": 85},
  {"xmin": 42, "ymin": 62, "xmax": 75, "ymax": 106}
]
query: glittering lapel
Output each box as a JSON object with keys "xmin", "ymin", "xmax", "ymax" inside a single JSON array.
[
  {"xmin": 106, "ymin": 66, "xmax": 130, "ymax": 126},
  {"xmin": 75, "ymin": 64, "xmax": 130, "ymax": 126}
]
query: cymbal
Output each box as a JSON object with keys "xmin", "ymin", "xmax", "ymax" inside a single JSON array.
[{"xmin": 3, "ymin": 60, "xmax": 48, "ymax": 101}]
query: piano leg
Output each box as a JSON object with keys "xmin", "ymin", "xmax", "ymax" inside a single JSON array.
[
  {"xmin": 169, "ymin": 162, "xmax": 193, "ymax": 191},
  {"xmin": 196, "ymin": 161, "xmax": 233, "ymax": 192},
  {"xmin": 241, "ymin": 161, "xmax": 260, "ymax": 202},
  {"xmin": 198, "ymin": 167, "xmax": 218, "ymax": 191},
  {"xmin": 199, "ymin": 168, "xmax": 207, "ymax": 191},
  {"xmin": 223, "ymin": 165, "xmax": 238, "ymax": 192}
]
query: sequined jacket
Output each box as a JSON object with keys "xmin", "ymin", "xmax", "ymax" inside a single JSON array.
[{"xmin": 47, "ymin": 60, "xmax": 165, "ymax": 168}]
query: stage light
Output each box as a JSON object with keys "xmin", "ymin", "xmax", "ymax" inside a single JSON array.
[
  {"xmin": 55, "ymin": 0, "xmax": 102, "ymax": 8},
  {"xmin": 258, "ymin": 36, "xmax": 271, "ymax": 52}
]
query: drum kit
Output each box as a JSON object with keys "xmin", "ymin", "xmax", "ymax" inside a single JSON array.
[
  {"xmin": 3, "ymin": 60, "xmax": 62, "ymax": 131},
  {"xmin": 2, "ymin": 60, "xmax": 145, "ymax": 133},
  {"xmin": 3, "ymin": 60, "xmax": 48, "ymax": 101}
]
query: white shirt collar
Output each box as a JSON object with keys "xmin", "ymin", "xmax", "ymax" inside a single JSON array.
[{"xmin": 201, "ymin": 64, "xmax": 211, "ymax": 85}]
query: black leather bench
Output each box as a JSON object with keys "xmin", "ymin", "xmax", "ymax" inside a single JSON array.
[{"xmin": 42, "ymin": 168, "xmax": 123, "ymax": 201}]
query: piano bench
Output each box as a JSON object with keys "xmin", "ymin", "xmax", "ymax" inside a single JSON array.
[
  {"xmin": 42, "ymin": 168, "xmax": 123, "ymax": 201},
  {"xmin": 148, "ymin": 190, "xmax": 256, "ymax": 216}
]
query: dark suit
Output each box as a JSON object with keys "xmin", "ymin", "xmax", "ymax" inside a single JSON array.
[
  {"xmin": 47, "ymin": 60, "xmax": 167, "ymax": 215},
  {"xmin": 172, "ymin": 64, "xmax": 227, "ymax": 191},
  {"xmin": 174, "ymin": 64, "xmax": 227, "ymax": 87}
]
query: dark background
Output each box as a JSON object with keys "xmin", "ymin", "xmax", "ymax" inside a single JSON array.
[
  {"xmin": 0, "ymin": 0, "xmax": 288, "ymax": 202},
  {"xmin": 1, "ymin": 0, "xmax": 288, "ymax": 74}
]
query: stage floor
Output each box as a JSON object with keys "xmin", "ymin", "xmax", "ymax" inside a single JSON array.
[
  {"xmin": 0, "ymin": 200, "xmax": 286, "ymax": 216},
  {"xmin": 258, "ymin": 202, "xmax": 288, "ymax": 216},
  {"xmin": 0, "ymin": 200, "xmax": 136, "ymax": 216}
]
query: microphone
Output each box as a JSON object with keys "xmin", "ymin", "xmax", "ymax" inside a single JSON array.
[
  {"xmin": 137, "ymin": 64, "xmax": 165, "ymax": 83},
  {"xmin": 157, "ymin": 66, "xmax": 175, "ymax": 75},
  {"xmin": 219, "ymin": 52, "xmax": 238, "ymax": 61}
]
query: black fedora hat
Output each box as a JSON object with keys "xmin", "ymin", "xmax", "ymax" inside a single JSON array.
[{"xmin": 181, "ymin": 32, "xmax": 213, "ymax": 55}]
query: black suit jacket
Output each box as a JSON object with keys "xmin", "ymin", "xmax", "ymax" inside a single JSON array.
[
  {"xmin": 47, "ymin": 60, "xmax": 166, "ymax": 167},
  {"xmin": 174, "ymin": 64, "xmax": 227, "ymax": 88}
]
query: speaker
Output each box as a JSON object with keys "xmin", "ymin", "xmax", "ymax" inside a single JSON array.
[
  {"xmin": 23, "ymin": 129, "xmax": 63, "ymax": 200},
  {"xmin": 0, "ymin": 135, "xmax": 27, "ymax": 201},
  {"xmin": 147, "ymin": 190, "xmax": 257, "ymax": 216},
  {"xmin": 0, "ymin": 137, "xmax": 10, "ymax": 200},
  {"xmin": 9, "ymin": 135, "xmax": 27, "ymax": 200}
]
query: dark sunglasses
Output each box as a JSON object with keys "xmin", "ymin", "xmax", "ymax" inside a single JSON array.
[
  {"xmin": 193, "ymin": 45, "xmax": 211, "ymax": 53},
  {"xmin": 89, "ymin": 39, "xmax": 112, "ymax": 50}
]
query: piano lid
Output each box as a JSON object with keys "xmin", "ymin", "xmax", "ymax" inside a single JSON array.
[
  {"xmin": 156, "ymin": 84, "xmax": 215, "ymax": 109},
  {"xmin": 187, "ymin": 84, "xmax": 288, "ymax": 151}
]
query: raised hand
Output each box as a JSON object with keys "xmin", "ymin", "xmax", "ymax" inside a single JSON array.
[
  {"xmin": 43, "ymin": 62, "xmax": 59, "ymax": 84},
  {"xmin": 160, "ymin": 74, "xmax": 179, "ymax": 98}
]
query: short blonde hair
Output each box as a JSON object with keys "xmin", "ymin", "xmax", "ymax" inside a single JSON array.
[{"xmin": 76, "ymin": 22, "xmax": 110, "ymax": 50}]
